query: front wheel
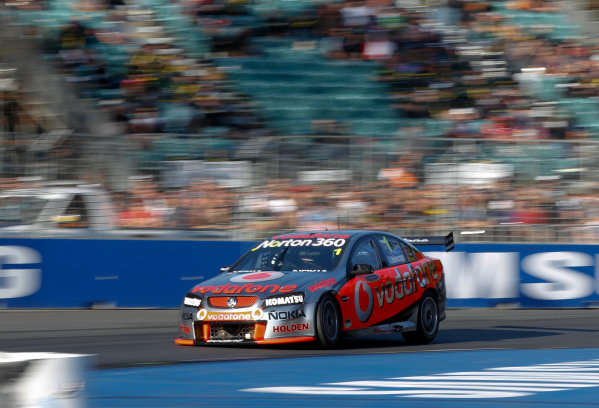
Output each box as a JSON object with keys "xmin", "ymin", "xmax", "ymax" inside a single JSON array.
[
  {"xmin": 402, "ymin": 292, "xmax": 439, "ymax": 344},
  {"xmin": 315, "ymin": 294, "xmax": 341, "ymax": 348}
]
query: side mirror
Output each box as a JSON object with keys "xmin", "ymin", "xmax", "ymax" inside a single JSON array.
[
  {"xmin": 350, "ymin": 264, "xmax": 373, "ymax": 276},
  {"xmin": 220, "ymin": 266, "xmax": 230, "ymax": 273}
]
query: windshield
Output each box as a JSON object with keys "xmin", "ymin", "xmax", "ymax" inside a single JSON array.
[
  {"xmin": 231, "ymin": 234, "xmax": 351, "ymax": 272},
  {"xmin": 0, "ymin": 195, "xmax": 47, "ymax": 226}
]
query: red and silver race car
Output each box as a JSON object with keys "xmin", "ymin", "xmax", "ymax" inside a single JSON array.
[{"xmin": 176, "ymin": 230, "xmax": 453, "ymax": 347}]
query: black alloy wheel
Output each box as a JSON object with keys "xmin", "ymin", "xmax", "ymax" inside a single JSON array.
[
  {"xmin": 315, "ymin": 294, "xmax": 341, "ymax": 348},
  {"xmin": 402, "ymin": 291, "xmax": 439, "ymax": 344}
]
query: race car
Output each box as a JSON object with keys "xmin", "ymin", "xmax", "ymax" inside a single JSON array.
[{"xmin": 175, "ymin": 230, "xmax": 453, "ymax": 347}]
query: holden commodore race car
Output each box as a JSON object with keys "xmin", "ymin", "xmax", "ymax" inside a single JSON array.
[{"xmin": 175, "ymin": 230, "xmax": 453, "ymax": 347}]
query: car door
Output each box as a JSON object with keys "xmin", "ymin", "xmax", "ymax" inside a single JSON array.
[
  {"xmin": 375, "ymin": 234, "xmax": 426, "ymax": 313},
  {"xmin": 336, "ymin": 235, "xmax": 399, "ymax": 331},
  {"xmin": 381, "ymin": 235, "xmax": 443, "ymax": 314}
]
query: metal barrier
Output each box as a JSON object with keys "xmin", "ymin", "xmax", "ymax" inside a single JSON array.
[{"xmin": 1, "ymin": 132, "xmax": 599, "ymax": 243}]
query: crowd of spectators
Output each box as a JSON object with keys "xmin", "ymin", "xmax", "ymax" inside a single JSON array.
[
  {"xmin": 3, "ymin": 0, "xmax": 599, "ymax": 242},
  {"xmin": 100, "ymin": 171, "xmax": 599, "ymax": 242},
  {"xmin": 115, "ymin": 177, "xmax": 235, "ymax": 229},
  {"xmin": 41, "ymin": 10, "xmax": 267, "ymax": 141}
]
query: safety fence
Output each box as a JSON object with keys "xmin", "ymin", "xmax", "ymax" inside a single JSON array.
[
  {"xmin": 2, "ymin": 133, "xmax": 599, "ymax": 243},
  {"xmin": 1, "ymin": 238, "xmax": 598, "ymax": 308}
]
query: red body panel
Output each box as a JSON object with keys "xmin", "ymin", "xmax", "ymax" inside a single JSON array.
[{"xmin": 337, "ymin": 256, "xmax": 443, "ymax": 331}]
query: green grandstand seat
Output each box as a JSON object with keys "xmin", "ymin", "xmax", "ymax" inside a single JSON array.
[
  {"xmin": 160, "ymin": 103, "xmax": 196, "ymax": 133},
  {"xmin": 200, "ymin": 126, "xmax": 232, "ymax": 137},
  {"xmin": 152, "ymin": 138, "xmax": 195, "ymax": 160}
]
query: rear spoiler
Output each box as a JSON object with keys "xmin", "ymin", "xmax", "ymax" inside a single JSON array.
[{"xmin": 404, "ymin": 232, "xmax": 454, "ymax": 252}]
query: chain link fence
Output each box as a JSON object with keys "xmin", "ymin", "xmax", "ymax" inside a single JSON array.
[{"xmin": 2, "ymin": 131, "xmax": 599, "ymax": 243}]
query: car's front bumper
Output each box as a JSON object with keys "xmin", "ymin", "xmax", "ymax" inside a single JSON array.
[
  {"xmin": 175, "ymin": 318, "xmax": 315, "ymax": 345},
  {"xmin": 176, "ymin": 303, "xmax": 316, "ymax": 345}
]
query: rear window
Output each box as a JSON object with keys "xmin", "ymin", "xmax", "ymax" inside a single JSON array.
[{"xmin": 376, "ymin": 235, "xmax": 407, "ymax": 266}]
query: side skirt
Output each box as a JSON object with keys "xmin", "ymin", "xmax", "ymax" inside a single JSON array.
[{"xmin": 342, "ymin": 308, "xmax": 419, "ymax": 337}]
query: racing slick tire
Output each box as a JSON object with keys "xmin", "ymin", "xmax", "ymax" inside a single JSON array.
[
  {"xmin": 402, "ymin": 291, "xmax": 439, "ymax": 344},
  {"xmin": 315, "ymin": 294, "xmax": 341, "ymax": 348}
]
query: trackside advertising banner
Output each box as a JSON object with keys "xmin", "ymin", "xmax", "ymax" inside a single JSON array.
[
  {"xmin": 1, "ymin": 239, "xmax": 599, "ymax": 308},
  {"xmin": 0, "ymin": 238, "xmax": 252, "ymax": 308}
]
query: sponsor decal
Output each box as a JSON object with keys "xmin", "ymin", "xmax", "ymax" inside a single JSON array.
[
  {"xmin": 252, "ymin": 237, "xmax": 347, "ymax": 251},
  {"xmin": 192, "ymin": 283, "xmax": 297, "ymax": 295},
  {"xmin": 197, "ymin": 309, "xmax": 264, "ymax": 321},
  {"xmin": 354, "ymin": 261, "xmax": 438, "ymax": 322},
  {"xmin": 308, "ymin": 278, "xmax": 337, "ymax": 293},
  {"xmin": 230, "ymin": 271, "xmax": 284, "ymax": 283},
  {"xmin": 355, "ymin": 280, "xmax": 373, "ymax": 322},
  {"xmin": 372, "ymin": 324, "xmax": 393, "ymax": 335},
  {"xmin": 272, "ymin": 233, "xmax": 350, "ymax": 240},
  {"xmin": 264, "ymin": 293, "xmax": 305, "ymax": 307},
  {"xmin": 376, "ymin": 269, "xmax": 419, "ymax": 308},
  {"xmin": 267, "ymin": 310, "xmax": 306, "ymax": 320},
  {"xmin": 203, "ymin": 312, "xmax": 253, "ymax": 321},
  {"xmin": 183, "ymin": 295, "xmax": 202, "ymax": 307},
  {"xmin": 182, "ymin": 312, "xmax": 193, "ymax": 320},
  {"xmin": 272, "ymin": 323, "xmax": 309, "ymax": 333},
  {"xmin": 179, "ymin": 324, "xmax": 191, "ymax": 334},
  {"xmin": 374, "ymin": 269, "xmax": 411, "ymax": 309}
]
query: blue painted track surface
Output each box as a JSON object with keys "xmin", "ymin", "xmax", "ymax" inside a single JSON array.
[{"xmin": 88, "ymin": 348, "xmax": 599, "ymax": 407}]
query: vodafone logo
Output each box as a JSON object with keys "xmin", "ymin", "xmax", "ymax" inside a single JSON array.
[
  {"xmin": 230, "ymin": 272, "xmax": 284, "ymax": 283},
  {"xmin": 355, "ymin": 280, "xmax": 373, "ymax": 323},
  {"xmin": 197, "ymin": 309, "xmax": 262, "ymax": 321}
]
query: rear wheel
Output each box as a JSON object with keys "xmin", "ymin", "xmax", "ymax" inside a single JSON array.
[
  {"xmin": 402, "ymin": 292, "xmax": 439, "ymax": 344},
  {"xmin": 315, "ymin": 294, "xmax": 340, "ymax": 348}
]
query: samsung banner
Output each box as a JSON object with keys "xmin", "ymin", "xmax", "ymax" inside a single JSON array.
[
  {"xmin": 431, "ymin": 243, "xmax": 599, "ymax": 308},
  {"xmin": 1, "ymin": 239, "xmax": 598, "ymax": 308}
]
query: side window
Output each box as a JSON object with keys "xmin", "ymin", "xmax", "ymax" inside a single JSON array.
[
  {"xmin": 375, "ymin": 235, "xmax": 407, "ymax": 266},
  {"xmin": 349, "ymin": 238, "xmax": 381, "ymax": 270},
  {"xmin": 400, "ymin": 241, "xmax": 418, "ymax": 263}
]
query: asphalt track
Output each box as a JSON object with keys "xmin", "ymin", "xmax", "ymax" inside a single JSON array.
[{"xmin": 1, "ymin": 308, "xmax": 599, "ymax": 368}]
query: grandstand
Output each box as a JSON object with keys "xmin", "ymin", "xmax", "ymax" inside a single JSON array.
[{"xmin": 1, "ymin": 0, "xmax": 599, "ymax": 243}]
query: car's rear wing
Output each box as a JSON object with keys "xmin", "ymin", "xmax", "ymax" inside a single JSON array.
[{"xmin": 404, "ymin": 232, "xmax": 454, "ymax": 252}]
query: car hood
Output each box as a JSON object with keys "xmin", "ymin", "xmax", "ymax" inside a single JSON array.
[{"xmin": 188, "ymin": 270, "xmax": 343, "ymax": 296}]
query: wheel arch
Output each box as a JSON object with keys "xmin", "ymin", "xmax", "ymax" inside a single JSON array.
[
  {"xmin": 423, "ymin": 287, "xmax": 438, "ymax": 301},
  {"xmin": 318, "ymin": 290, "xmax": 341, "ymax": 315}
]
